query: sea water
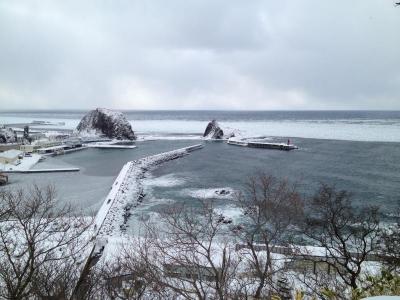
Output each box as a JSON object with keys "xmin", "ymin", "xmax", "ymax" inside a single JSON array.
[
  {"xmin": 1, "ymin": 110, "xmax": 400, "ymax": 142},
  {"xmin": 1, "ymin": 111, "xmax": 399, "ymax": 226}
]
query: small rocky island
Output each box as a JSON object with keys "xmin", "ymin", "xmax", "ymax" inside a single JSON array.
[
  {"xmin": 203, "ymin": 120, "xmax": 224, "ymax": 139},
  {"xmin": 76, "ymin": 108, "xmax": 136, "ymax": 140},
  {"xmin": 203, "ymin": 120, "xmax": 236, "ymax": 139}
]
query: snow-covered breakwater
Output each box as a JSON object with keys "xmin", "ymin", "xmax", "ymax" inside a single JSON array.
[{"xmin": 94, "ymin": 144, "xmax": 203, "ymax": 238}]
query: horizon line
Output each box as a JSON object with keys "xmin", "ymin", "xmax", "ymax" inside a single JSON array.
[{"xmin": 1, "ymin": 109, "xmax": 400, "ymax": 113}]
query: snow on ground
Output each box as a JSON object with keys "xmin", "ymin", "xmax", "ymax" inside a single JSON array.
[
  {"xmin": 181, "ymin": 187, "xmax": 236, "ymax": 200},
  {"xmin": 0, "ymin": 153, "xmax": 41, "ymax": 172}
]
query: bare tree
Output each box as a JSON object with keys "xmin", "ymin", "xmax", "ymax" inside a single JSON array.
[
  {"xmin": 95, "ymin": 256, "xmax": 151, "ymax": 300},
  {"xmin": 103, "ymin": 201, "xmax": 243, "ymax": 300},
  {"xmin": 301, "ymin": 184, "xmax": 381, "ymax": 291},
  {"xmin": 0, "ymin": 185, "xmax": 92, "ymax": 300},
  {"xmin": 234, "ymin": 174, "xmax": 304, "ymax": 299},
  {"xmin": 379, "ymin": 208, "xmax": 400, "ymax": 272}
]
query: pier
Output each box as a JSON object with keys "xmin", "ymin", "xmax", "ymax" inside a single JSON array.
[
  {"xmin": 3, "ymin": 168, "xmax": 80, "ymax": 173},
  {"xmin": 247, "ymin": 141, "xmax": 298, "ymax": 151},
  {"xmin": 85, "ymin": 144, "xmax": 137, "ymax": 149},
  {"xmin": 227, "ymin": 140, "xmax": 298, "ymax": 151}
]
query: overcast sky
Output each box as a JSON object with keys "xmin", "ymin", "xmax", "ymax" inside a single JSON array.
[{"xmin": 0, "ymin": 1, "xmax": 399, "ymax": 110}]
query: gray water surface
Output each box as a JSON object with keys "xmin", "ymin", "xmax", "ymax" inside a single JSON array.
[{"xmin": 5, "ymin": 138, "xmax": 400, "ymax": 222}]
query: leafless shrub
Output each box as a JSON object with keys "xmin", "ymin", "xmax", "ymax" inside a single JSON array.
[
  {"xmin": 97, "ymin": 201, "xmax": 243, "ymax": 300},
  {"xmin": 0, "ymin": 185, "xmax": 92, "ymax": 299},
  {"xmin": 234, "ymin": 173, "xmax": 304, "ymax": 299},
  {"xmin": 300, "ymin": 184, "xmax": 381, "ymax": 292},
  {"xmin": 378, "ymin": 208, "xmax": 400, "ymax": 272}
]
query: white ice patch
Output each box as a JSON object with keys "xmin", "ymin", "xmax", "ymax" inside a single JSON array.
[
  {"xmin": 130, "ymin": 119, "xmax": 400, "ymax": 142},
  {"xmin": 182, "ymin": 187, "xmax": 236, "ymax": 200},
  {"xmin": 136, "ymin": 134, "xmax": 202, "ymax": 141},
  {"xmin": 143, "ymin": 174, "xmax": 186, "ymax": 187},
  {"xmin": 3, "ymin": 114, "xmax": 400, "ymax": 142}
]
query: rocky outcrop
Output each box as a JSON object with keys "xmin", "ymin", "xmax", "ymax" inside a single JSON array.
[
  {"xmin": 76, "ymin": 108, "xmax": 136, "ymax": 140},
  {"xmin": 203, "ymin": 120, "xmax": 224, "ymax": 139},
  {"xmin": 0, "ymin": 127, "xmax": 17, "ymax": 144}
]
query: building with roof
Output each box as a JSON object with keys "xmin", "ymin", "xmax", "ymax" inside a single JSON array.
[
  {"xmin": 0, "ymin": 149, "xmax": 23, "ymax": 165},
  {"xmin": 20, "ymin": 140, "xmax": 62, "ymax": 153}
]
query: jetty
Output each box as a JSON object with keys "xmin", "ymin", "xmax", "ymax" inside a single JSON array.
[
  {"xmin": 228, "ymin": 140, "xmax": 298, "ymax": 151},
  {"xmin": 3, "ymin": 168, "xmax": 80, "ymax": 173},
  {"xmin": 72, "ymin": 144, "xmax": 203, "ymax": 298}
]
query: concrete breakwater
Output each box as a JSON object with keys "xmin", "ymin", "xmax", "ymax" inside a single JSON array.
[
  {"xmin": 3, "ymin": 168, "xmax": 80, "ymax": 173},
  {"xmin": 73, "ymin": 144, "xmax": 204, "ymax": 298},
  {"xmin": 94, "ymin": 143, "xmax": 204, "ymax": 238}
]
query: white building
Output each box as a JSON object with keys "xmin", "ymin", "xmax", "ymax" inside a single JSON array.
[{"xmin": 0, "ymin": 149, "xmax": 23, "ymax": 164}]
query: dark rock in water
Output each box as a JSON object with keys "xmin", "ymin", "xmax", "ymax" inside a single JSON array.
[
  {"xmin": 203, "ymin": 120, "xmax": 224, "ymax": 139},
  {"xmin": 215, "ymin": 189, "xmax": 231, "ymax": 196},
  {"xmin": 76, "ymin": 108, "xmax": 136, "ymax": 140},
  {"xmin": 217, "ymin": 214, "xmax": 233, "ymax": 224}
]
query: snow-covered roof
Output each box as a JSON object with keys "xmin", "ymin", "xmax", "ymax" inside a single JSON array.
[{"xmin": 0, "ymin": 149, "xmax": 22, "ymax": 159}]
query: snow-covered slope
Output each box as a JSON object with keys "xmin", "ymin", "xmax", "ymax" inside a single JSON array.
[{"xmin": 76, "ymin": 108, "xmax": 136, "ymax": 140}]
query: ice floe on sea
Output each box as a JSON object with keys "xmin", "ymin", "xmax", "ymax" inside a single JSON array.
[
  {"xmin": 133, "ymin": 119, "xmax": 400, "ymax": 142},
  {"xmin": 181, "ymin": 187, "xmax": 236, "ymax": 200},
  {"xmin": 136, "ymin": 134, "xmax": 202, "ymax": 141}
]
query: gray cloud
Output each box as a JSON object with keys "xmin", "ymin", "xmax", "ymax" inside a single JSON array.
[{"xmin": 0, "ymin": 0, "xmax": 399, "ymax": 110}]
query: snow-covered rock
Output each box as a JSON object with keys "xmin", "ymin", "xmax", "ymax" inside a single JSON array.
[
  {"xmin": 203, "ymin": 120, "xmax": 238, "ymax": 140},
  {"xmin": 0, "ymin": 127, "xmax": 17, "ymax": 143},
  {"xmin": 203, "ymin": 120, "xmax": 225, "ymax": 139},
  {"xmin": 76, "ymin": 108, "xmax": 136, "ymax": 140}
]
